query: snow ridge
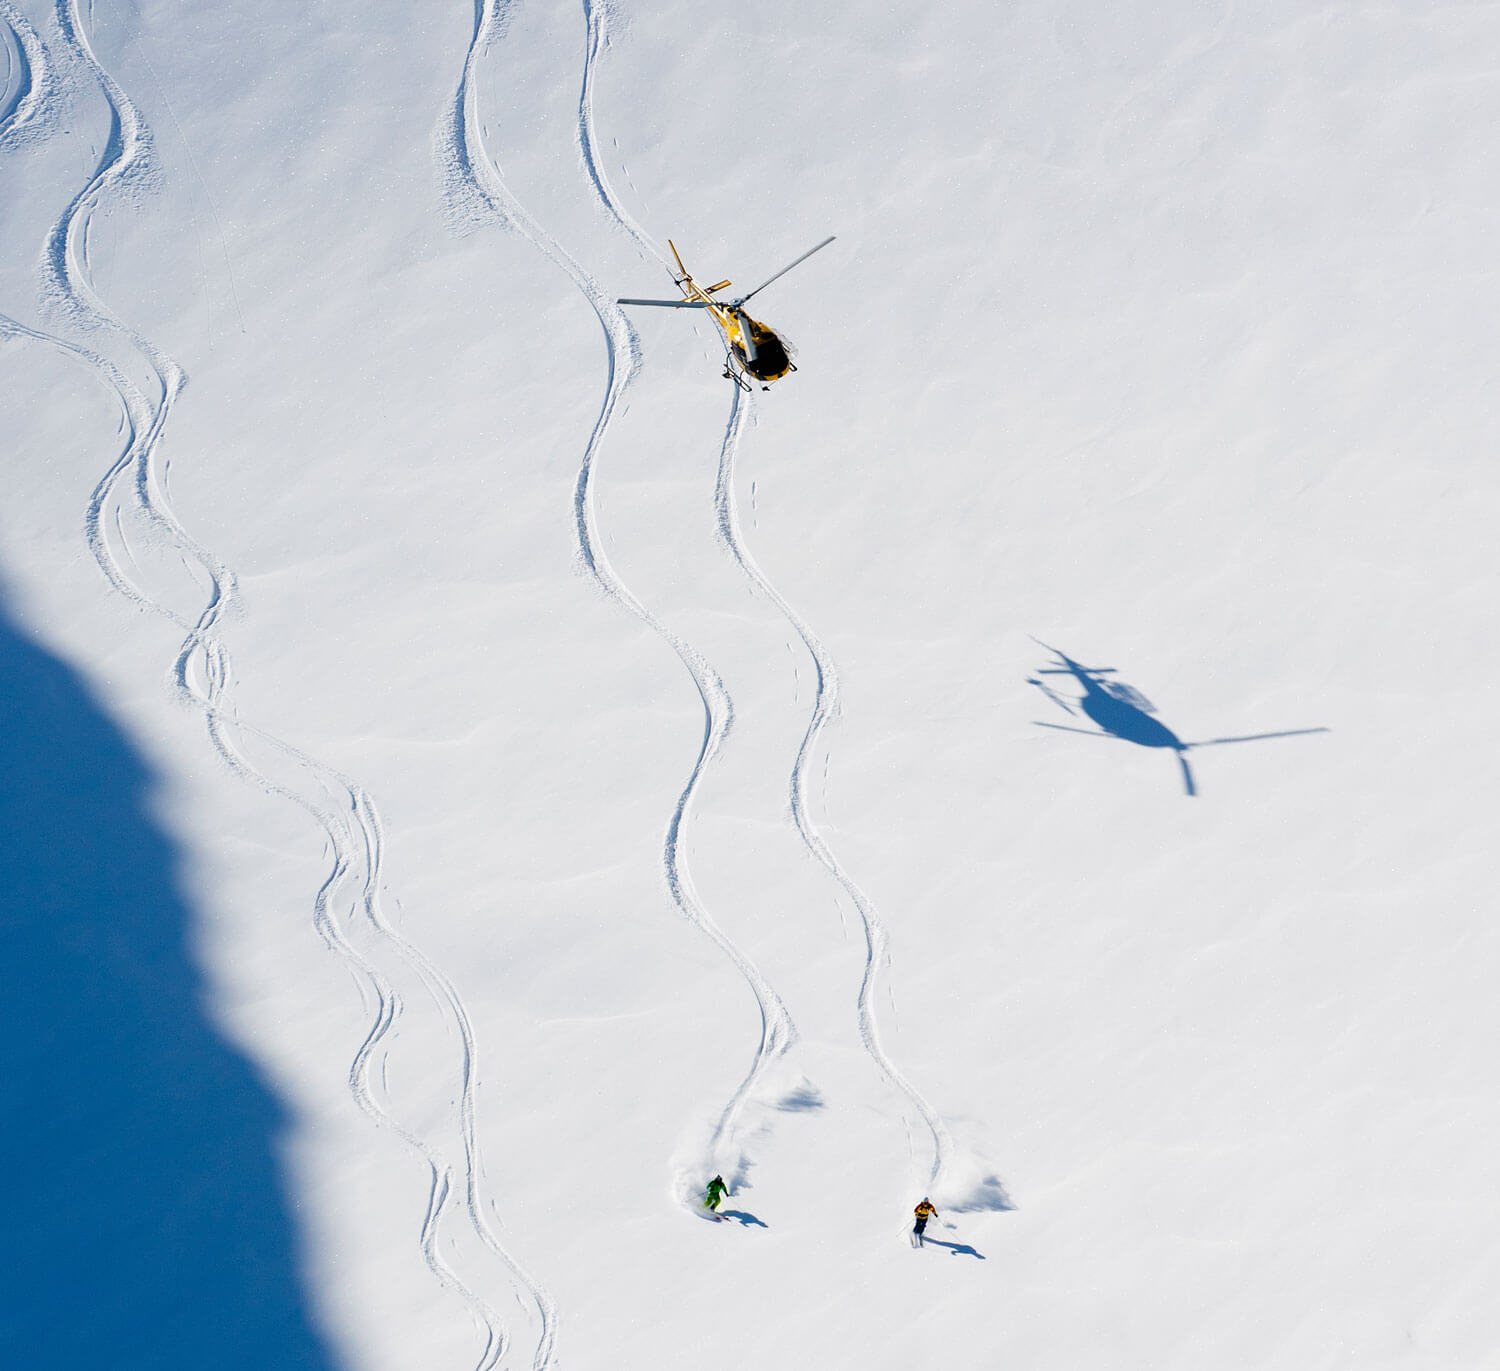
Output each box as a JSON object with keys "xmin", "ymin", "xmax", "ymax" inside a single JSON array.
[
  {"xmin": 0, "ymin": 0, "xmax": 51, "ymax": 146},
  {"xmin": 437, "ymin": 0, "xmax": 799, "ymax": 1213},
  {"xmin": 7, "ymin": 10, "xmax": 536, "ymax": 1369}
]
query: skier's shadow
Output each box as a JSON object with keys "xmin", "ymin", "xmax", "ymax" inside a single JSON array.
[
  {"xmin": 921, "ymin": 1237, "xmax": 986, "ymax": 1259},
  {"xmin": 718, "ymin": 1209, "xmax": 769, "ymax": 1228}
]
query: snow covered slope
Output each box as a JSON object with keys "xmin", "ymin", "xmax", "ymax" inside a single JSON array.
[{"xmin": 3, "ymin": 2, "xmax": 1498, "ymax": 1368}]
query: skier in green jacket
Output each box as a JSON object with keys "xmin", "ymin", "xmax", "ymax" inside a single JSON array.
[{"xmin": 704, "ymin": 1175, "xmax": 728, "ymax": 1213}]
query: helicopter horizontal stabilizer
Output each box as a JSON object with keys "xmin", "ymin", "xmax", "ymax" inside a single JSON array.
[{"xmin": 616, "ymin": 298, "xmax": 710, "ymax": 309}]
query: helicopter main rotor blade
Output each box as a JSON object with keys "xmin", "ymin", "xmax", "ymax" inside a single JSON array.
[
  {"xmin": 1028, "ymin": 635, "xmax": 1117, "ymax": 674},
  {"xmin": 1026, "ymin": 676, "xmax": 1079, "ymax": 716},
  {"xmin": 1186, "ymin": 727, "xmax": 1330, "ymax": 748},
  {"xmin": 1033, "ymin": 721, "xmax": 1117, "ymax": 739},
  {"xmin": 731, "ymin": 235, "xmax": 836, "ymax": 308},
  {"xmin": 616, "ymin": 298, "xmax": 710, "ymax": 308}
]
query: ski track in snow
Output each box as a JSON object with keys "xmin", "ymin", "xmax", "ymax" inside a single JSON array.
[
  {"xmin": 436, "ymin": 0, "xmax": 799, "ymax": 1231},
  {"xmin": 0, "ymin": 1, "xmax": 49, "ymax": 145},
  {"xmin": 0, "ymin": 8, "xmax": 534, "ymax": 1369},
  {"xmin": 711, "ymin": 391, "xmax": 960, "ymax": 1196},
  {"xmin": 576, "ymin": 4, "xmax": 997, "ymax": 1207},
  {"xmin": 575, "ymin": 0, "xmax": 666, "ymax": 273},
  {"xmin": 574, "ymin": 0, "xmax": 800, "ymax": 1175}
]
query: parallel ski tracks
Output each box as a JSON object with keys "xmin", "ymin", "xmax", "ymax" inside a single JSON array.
[
  {"xmin": 5, "ymin": 4, "xmax": 989, "ymax": 1367},
  {"xmin": 575, "ymin": 1, "xmax": 960, "ymax": 1196},
  {"xmin": 710, "ymin": 391, "xmax": 958, "ymax": 1194},
  {"xmin": 2, "ymin": 8, "xmax": 538, "ymax": 1369},
  {"xmin": 575, "ymin": 0, "xmax": 798, "ymax": 1170},
  {"xmin": 437, "ymin": 0, "xmax": 799, "ymax": 1245}
]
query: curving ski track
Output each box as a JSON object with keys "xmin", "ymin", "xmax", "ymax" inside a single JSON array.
[
  {"xmin": 1, "ymin": 7, "xmax": 543, "ymax": 1369},
  {"xmin": 437, "ymin": 0, "xmax": 799, "ymax": 1232},
  {"xmin": 0, "ymin": 0, "xmax": 50, "ymax": 146},
  {"xmin": 573, "ymin": 0, "xmax": 804, "ymax": 1175},
  {"xmin": 710, "ymin": 390, "xmax": 959, "ymax": 1194},
  {"xmin": 575, "ymin": 0, "xmax": 665, "ymax": 271},
  {"xmin": 574, "ymin": 2, "xmax": 971, "ymax": 1199}
]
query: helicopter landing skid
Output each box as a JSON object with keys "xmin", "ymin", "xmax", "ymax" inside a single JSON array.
[
  {"xmin": 723, "ymin": 353, "xmax": 753, "ymax": 392},
  {"xmin": 724, "ymin": 351, "xmax": 795, "ymax": 392}
]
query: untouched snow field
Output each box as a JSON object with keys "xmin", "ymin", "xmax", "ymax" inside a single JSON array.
[{"xmin": 3, "ymin": 2, "xmax": 1498, "ymax": 1368}]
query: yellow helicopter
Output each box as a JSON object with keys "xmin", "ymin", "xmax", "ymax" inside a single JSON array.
[{"xmin": 618, "ymin": 236, "xmax": 835, "ymax": 390}]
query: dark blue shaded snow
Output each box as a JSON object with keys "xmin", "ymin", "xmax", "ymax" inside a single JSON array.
[{"xmin": 0, "ymin": 588, "xmax": 335, "ymax": 1371}]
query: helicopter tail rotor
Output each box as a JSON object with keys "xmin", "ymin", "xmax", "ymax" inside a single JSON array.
[{"xmin": 666, "ymin": 239, "xmax": 732, "ymax": 298}]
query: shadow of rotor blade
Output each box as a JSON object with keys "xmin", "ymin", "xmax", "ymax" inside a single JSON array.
[
  {"xmin": 1027, "ymin": 677, "xmax": 1079, "ymax": 716},
  {"xmin": 1188, "ymin": 727, "xmax": 1330, "ymax": 747},
  {"xmin": 1177, "ymin": 751, "xmax": 1198, "ymax": 797},
  {"xmin": 1033, "ymin": 721, "xmax": 1116, "ymax": 739}
]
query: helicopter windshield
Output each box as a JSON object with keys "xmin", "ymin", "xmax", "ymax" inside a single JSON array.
[{"xmin": 741, "ymin": 319, "xmax": 791, "ymax": 380}]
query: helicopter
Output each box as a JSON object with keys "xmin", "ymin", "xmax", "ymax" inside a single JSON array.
[
  {"xmin": 618, "ymin": 236, "xmax": 835, "ymax": 390},
  {"xmin": 1028, "ymin": 639, "xmax": 1328, "ymax": 796}
]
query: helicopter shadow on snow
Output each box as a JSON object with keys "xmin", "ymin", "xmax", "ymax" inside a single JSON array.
[
  {"xmin": 0, "ymin": 583, "xmax": 336, "ymax": 1371},
  {"xmin": 1027, "ymin": 639, "xmax": 1328, "ymax": 797}
]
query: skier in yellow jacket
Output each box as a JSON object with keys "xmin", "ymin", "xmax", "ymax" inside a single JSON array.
[{"xmin": 912, "ymin": 1198, "xmax": 938, "ymax": 1247}]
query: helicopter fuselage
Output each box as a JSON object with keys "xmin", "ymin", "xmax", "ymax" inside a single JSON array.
[
  {"xmin": 617, "ymin": 237, "xmax": 830, "ymax": 388},
  {"xmin": 712, "ymin": 306, "xmax": 792, "ymax": 383},
  {"xmin": 1077, "ymin": 685, "xmax": 1183, "ymax": 752},
  {"xmin": 1043, "ymin": 648, "xmax": 1186, "ymax": 752}
]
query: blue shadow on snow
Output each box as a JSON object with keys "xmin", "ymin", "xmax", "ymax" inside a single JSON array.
[
  {"xmin": 0, "ymin": 586, "xmax": 336, "ymax": 1371},
  {"xmin": 920, "ymin": 1236, "xmax": 985, "ymax": 1259},
  {"xmin": 717, "ymin": 1209, "xmax": 768, "ymax": 1228},
  {"xmin": 1028, "ymin": 639, "xmax": 1328, "ymax": 797}
]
